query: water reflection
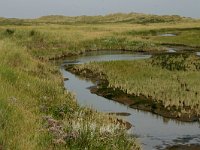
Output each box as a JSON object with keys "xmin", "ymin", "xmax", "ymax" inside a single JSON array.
[
  {"xmin": 167, "ymin": 48, "xmax": 176, "ymax": 53},
  {"xmin": 160, "ymin": 33, "xmax": 177, "ymax": 37}
]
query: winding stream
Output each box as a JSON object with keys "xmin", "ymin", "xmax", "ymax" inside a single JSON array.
[{"xmin": 61, "ymin": 51, "xmax": 200, "ymax": 150}]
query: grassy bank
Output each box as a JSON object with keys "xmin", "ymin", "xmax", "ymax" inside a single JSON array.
[
  {"xmin": 0, "ymin": 39, "xmax": 140, "ymax": 149},
  {"xmin": 74, "ymin": 54, "xmax": 200, "ymax": 120}
]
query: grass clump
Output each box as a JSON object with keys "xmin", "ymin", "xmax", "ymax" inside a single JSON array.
[
  {"xmin": 4, "ymin": 29, "xmax": 15, "ymax": 36},
  {"xmin": 151, "ymin": 54, "xmax": 200, "ymax": 71}
]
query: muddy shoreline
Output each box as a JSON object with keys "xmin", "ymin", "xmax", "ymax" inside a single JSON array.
[{"xmin": 65, "ymin": 65, "xmax": 200, "ymax": 122}]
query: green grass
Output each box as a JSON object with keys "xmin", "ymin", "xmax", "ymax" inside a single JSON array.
[{"xmin": 151, "ymin": 29, "xmax": 200, "ymax": 47}]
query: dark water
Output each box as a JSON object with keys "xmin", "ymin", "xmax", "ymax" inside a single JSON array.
[{"xmin": 61, "ymin": 51, "xmax": 200, "ymax": 150}]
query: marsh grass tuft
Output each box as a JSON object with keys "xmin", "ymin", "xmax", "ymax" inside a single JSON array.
[
  {"xmin": 4, "ymin": 29, "xmax": 15, "ymax": 36},
  {"xmin": 151, "ymin": 54, "xmax": 200, "ymax": 71}
]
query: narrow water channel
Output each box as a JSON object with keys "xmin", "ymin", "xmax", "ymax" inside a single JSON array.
[{"xmin": 60, "ymin": 51, "xmax": 200, "ymax": 150}]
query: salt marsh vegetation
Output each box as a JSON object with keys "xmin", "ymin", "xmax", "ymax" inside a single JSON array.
[{"xmin": 74, "ymin": 54, "xmax": 200, "ymax": 119}]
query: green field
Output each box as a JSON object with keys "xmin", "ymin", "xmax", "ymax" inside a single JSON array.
[{"xmin": 0, "ymin": 13, "xmax": 200, "ymax": 149}]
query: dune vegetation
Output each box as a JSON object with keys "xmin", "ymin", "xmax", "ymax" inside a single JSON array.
[
  {"xmin": 0, "ymin": 13, "xmax": 200, "ymax": 149},
  {"xmin": 0, "ymin": 13, "xmax": 192, "ymax": 25}
]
